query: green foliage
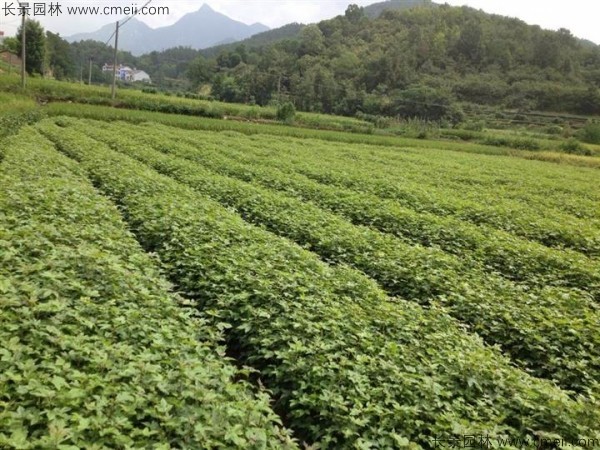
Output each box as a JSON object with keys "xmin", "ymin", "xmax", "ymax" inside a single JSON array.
[
  {"xmin": 460, "ymin": 120, "xmax": 485, "ymax": 132},
  {"xmin": 70, "ymin": 39, "xmax": 138, "ymax": 84},
  {"xmin": 579, "ymin": 121, "xmax": 600, "ymax": 144},
  {"xmin": 16, "ymin": 20, "xmax": 46, "ymax": 75},
  {"xmin": 41, "ymin": 101, "xmax": 600, "ymax": 168},
  {"xmin": 1, "ymin": 77, "xmax": 383, "ymax": 132},
  {"xmin": 36, "ymin": 119, "xmax": 600, "ymax": 447},
  {"xmin": 344, "ymin": 4, "xmax": 365, "ymax": 23},
  {"xmin": 186, "ymin": 55, "xmax": 215, "ymax": 87},
  {"xmin": 1, "ymin": 36, "xmax": 19, "ymax": 53},
  {"xmin": 482, "ymin": 135, "xmax": 541, "ymax": 150},
  {"xmin": 0, "ymin": 109, "xmax": 44, "ymax": 138},
  {"xmin": 185, "ymin": 3, "xmax": 600, "ymax": 117},
  {"xmin": 387, "ymin": 87, "xmax": 464, "ymax": 124},
  {"xmin": 276, "ymin": 101, "xmax": 296, "ymax": 123},
  {"xmin": 545, "ymin": 124, "xmax": 564, "ymax": 135},
  {"xmin": 79, "ymin": 119, "xmax": 600, "ymax": 395},
  {"xmin": 45, "ymin": 31, "xmax": 76, "ymax": 80},
  {"xmin": 0, "ymin": 128, "xmax": 297, "ymax": 449},
  {"xmin": 0, "ymin": 93, "xmax": 43, "ymax": 138},
  {"xmin": 560, "ymin": 138, "xmax": 592, "ymax": 156}
]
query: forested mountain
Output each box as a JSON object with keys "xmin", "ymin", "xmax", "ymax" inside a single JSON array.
[
  {"xmin": 67, "ymin": 5, "xmax": 269, "ymax": 56},
  {"xmin": 363, "ymin": 0, "xmax": 435, "ymax": 18},
  {"xmin": 189, "ymin": 4, "xmax": 600, "ymax": 119},
  {"xmin": 200, "ymin": 23, "xmax": 306, "ymax": 58},
  {"xmin": 199, "ymin": 0, "xmax": 435, "ymax": 58},
  {"xmin": 23, "ymin": 1, "xmax": 600, "ymax": 121}
]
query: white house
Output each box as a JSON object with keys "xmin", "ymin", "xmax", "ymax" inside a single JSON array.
[
  {"xmin": 118, "ymin": 66, "xmax": 134, "ymax": 81},
  {"xmin": 132, "ymin": 70, "xmax": 151, "ymax": 83},
  {"xmin": 102, "ymin": 64, "xmax": 151, "ymax": 83}
]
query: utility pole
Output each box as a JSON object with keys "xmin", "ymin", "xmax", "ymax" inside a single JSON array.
[
  {"xmin": 79, "ymin": 59, "xmax": 83, "ymax": 84},
  {"xmin": 20, "ymin": 2, "xmax": 28, "ymax": 89},
  {"xmin": 111, "ymin": 21, "xmax": 119, "ymax": 100},
  {"xmin": 88, "ymin": 58, "xmax": 93, "ymax": 85}
]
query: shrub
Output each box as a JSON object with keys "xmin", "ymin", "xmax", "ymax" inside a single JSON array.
[
  {"xmin": 388, "ymin": 86, "xmax": 464, "ymax": 125},
  {"xmin": 0, "ymin": 110, "xmax": 45, "ymax": 138},
  {"xmin": 579, "ymin": 121, "xmax": 600, "ymax": 144},
  {"xmin": 482, "ymin": 136, "xmax": 511, "ymax": 147},
  {"xmin": 276, "ymin": 101, "xmax": 296, "ymax": 123},
  {"xmin": 512, "ymin": 138, "xmax": 541, "ymax": 150},
  {"xmin": 461, "ymin": 120, "xmax": 485, "ymax": 132},
  {"xmin": 545, "ymin": 125, "xmax": 563, "ymax": 135},
  {"xmin": 442, "ymin": 129, "xmax": 478, "ymax": 141},
  {"xmin": 246, "ymin": 106, "xmax": 260, "ymax": 120},
  {"xmin": 560, "ymin": 138, "xmax": 592, "ymax": 156},
  {"xmin": 482, "ymin": 136, "xmax": 541, "ymax": 151}
]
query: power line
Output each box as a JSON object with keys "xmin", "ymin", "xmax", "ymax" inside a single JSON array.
[
  {"xmin": 106, "ymin": 0, "xmax": 152, "ymax": 98},
  {"xmin": 120, "ymin": 0, "xmax": 153, "ymax": 28},
  {"xmin": 104, "ymin": 0, "xmax": 153, "ymax": 47},
  {"xmin": 104, "ymin": 29, "xmax": 117, "ymax": 47}
]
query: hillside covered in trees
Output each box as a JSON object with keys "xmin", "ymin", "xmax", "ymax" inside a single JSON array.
[
  {"xmin": 3, "ymin": 1, "xmax": 600, "ymax": 122},
  {"xmin": 189, "ymin": 3, "xmax": 600, "ymax": 120}
]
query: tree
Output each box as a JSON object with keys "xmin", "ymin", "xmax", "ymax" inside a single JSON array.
[
  {"xmin": 186, "ymin": 55, "xmax": 215, "ymax": 88},
  {"xmin": 299, "ymin": 25, "xmax": 325, "ymax": 57},
  {"xmin": 345, "ymin": 4, "xmax": 365, "ymax": 24},
  {"xmin": 211, "ymin": 74, "xmax": 242, "ymax": 103},
  {"xmin": 388, "ymin": 87, "xmax": 464, "ymax": 124},
  {"xmin": 45, "ymin": 31, "xmax": 75, "ymax": 79},
  {"xmin": 1, "ymin": 36, "xmax": 19, "ymax": 54},
  {"xmin": 16, "ymin": 20, "xmax": 46, "ymax": 75},
  {"xmin": 453, "ymin": 19, "xmax": 483, "ymax": 66}
]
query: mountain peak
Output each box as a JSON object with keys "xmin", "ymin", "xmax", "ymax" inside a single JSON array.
[
  {"xmin": 198, "ymin": 4, "xmax": 215, "ymax": 13},
  {"xmin": 66, "ymin": 3, "xmax": 269, "ymax": 55}
]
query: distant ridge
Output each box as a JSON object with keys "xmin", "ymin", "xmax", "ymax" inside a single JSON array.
[{"xmin": 66, "ymin": 4, "xmax": 269, "ymax": 56}]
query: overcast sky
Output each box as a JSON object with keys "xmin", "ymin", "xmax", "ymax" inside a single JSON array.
[{"xmin": 1, "ymin": 0, "xmax": 598, "ymax": 44}]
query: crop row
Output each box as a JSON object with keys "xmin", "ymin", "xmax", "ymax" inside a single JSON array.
[
  {"xmin": 0, "ymin": 128, "xmax": 295, "ymax": 449},
  {"xmin": 288, "ymin": 136, "xmax": 600, "ymax": 220},
  {"xmin": 119, "ymin": 120, "xmax": 600, "ymax": 296},
  {"xmin": 223, "ymin": 131, "xmax": 600, "ymax": 222},
  {"xmin": 69, "ymin": 118, "xmax": 600, "ymax": 396},
  {"xmin": 38, "ymin": 120, "xmax": 600, "ymax": 448},
  {"xmin": 288, "ymin": 156, "xmax": 600, "ymax": 256},
  {"xmin": 154, "ymin": 126, "xmax": 598, "ymax": 256}
]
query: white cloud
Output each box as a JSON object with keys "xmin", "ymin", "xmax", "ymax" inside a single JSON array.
[{"xmin": 1, "ymin": 0, "xmax": 598, "ymax": 43}]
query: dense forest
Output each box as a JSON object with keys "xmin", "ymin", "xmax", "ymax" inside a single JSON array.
[
  {"xmin": 193, "ymin": 4, "xmax": 600, "ymax": 120},
  {"xmin": 3, "ymin": 2, "xmax": 600, "ymax": 120}
]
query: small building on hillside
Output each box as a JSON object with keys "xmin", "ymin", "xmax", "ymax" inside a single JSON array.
[
  {"xmin": 132, "ymin": 69, "xmax": 151, "ymax": 83},
  {"xmin": 119, "ymin": 66, "xmax": 132, "ymax": 80},
  {"xmin": 102, "ymin": 63, "xmax": 151, "ymax": 83}
]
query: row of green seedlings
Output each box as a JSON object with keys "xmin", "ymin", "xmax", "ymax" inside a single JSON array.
[
  {"xmin": 129, "ymin": 121, "xmax": 600, "ymax": 296},
  {"xmin": 37, "ymin": 120, "xmax": 600, "ymax": 449},
  {"xmin": 187, "ymin": 129, "xmax": 598, "ymax": 256},
  {"xmin": 114, "ymin": 122, "xmax": 600, "ymax": 254},
  {"xmin": 0, "ymin": 129, "xmax": 295, "ymax": 449},
  {"xmin": 334, "ymin": 147, "xmax": 600, "ymax": 221},
  {"xmin": 291, "ymin": 156, "xmax": 600, "ymax": 257},
  {"xmin": 69, "ymin": 118, "xmax": 600, "ymax": 397},
  {"xmin": 292, "ymin": 135, "xmax": 600, "ymax": 221}
]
